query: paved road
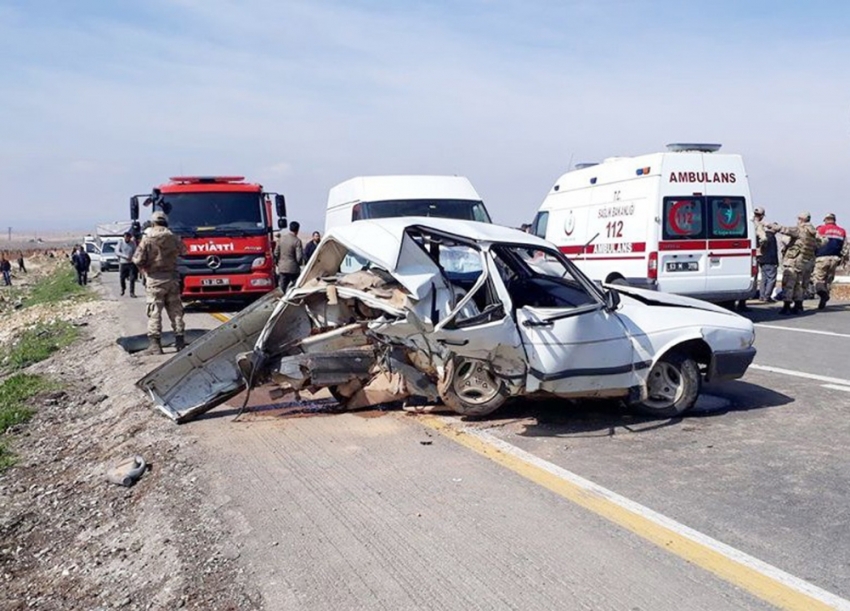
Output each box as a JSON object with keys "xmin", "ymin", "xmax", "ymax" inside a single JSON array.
[{"xmin": 106, "ymin": 270, "xmax": 850, "ymax": 610}]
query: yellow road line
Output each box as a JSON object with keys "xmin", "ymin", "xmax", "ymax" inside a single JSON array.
[
  {"xmin": 210, "ymin": 312, "xmax": 230, "ymax": 323},
  {"xmin": 419, "ymin": 415, "xmax": 848, "ymax": 611}
]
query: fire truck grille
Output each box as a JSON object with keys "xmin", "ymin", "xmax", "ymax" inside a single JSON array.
[{"xmin": 178, "ymin": 254, "xmax": 258, "ymax": 275}]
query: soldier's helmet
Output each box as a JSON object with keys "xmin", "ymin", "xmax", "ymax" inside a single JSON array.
[
  {"xmin": 754, "ymin": 207, "xmax": 765, "ymax": 216},
  {"xmin": 798, "ymin": 211, "xmax": 811, "ymax": 222},
  {"xmin": 825, "ymin": 213, "xmax": 836, "ymax": 222},
  {"xmin": 150, "ymin": 211, "xmax": 168, "ymax": 225}
]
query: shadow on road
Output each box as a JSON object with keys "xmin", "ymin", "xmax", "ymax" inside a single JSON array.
[
  {"xmin": 487, "ymin": 379, "xmax": 794, "ymax": 440},
  {"xmin": 183, "ymin": 300, "xmax": 252, "ymax": 314},
  {"xmin": 116, "ymin": 329, "xmax": 210, "ymax": 353},
  {"xmin": 735, "ymin": 301, "xmax": 850, "ymax": 323}
]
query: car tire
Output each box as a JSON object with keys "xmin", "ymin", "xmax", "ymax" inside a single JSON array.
[
  {"xmin": 438, "ymin": 357, "xmax": 508, "ymax": 417},
  {"xmin": 635, "ymin": 351, "xmax": 700, "ymax": 417},
  {"xmin": 609, "ymin": 277, "xmax": 629, "ymax": 286}
]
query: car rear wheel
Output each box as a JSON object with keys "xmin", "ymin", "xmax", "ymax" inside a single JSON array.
[
  {"xmin": 438, "ymin": 357, "xmax": 508, "ymax": 417},
  {"xmin": 636, "ymin": 351, "xmax": 700, "ymax": 417}
]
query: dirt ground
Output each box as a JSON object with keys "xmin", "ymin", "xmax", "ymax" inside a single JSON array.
[{"xmin": 0, "ymin": 262, "xmax": 263, "ymax": 610}]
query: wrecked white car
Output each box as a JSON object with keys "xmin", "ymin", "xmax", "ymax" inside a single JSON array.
[{"xmin": 137, "ymin": 218, "xmax": 756, "ymax": 422}]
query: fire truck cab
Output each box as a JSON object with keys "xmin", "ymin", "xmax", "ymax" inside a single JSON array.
[{"xmin": 131, "ymin": 176, "xmax": 287, "ymax": 302}]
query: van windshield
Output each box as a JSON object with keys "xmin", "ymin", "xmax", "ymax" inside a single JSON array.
[{"xmin": 355, "ymin": 199, "xmax": 491, "ymax": 223}]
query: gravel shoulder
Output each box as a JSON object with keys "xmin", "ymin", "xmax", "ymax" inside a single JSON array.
[{"xmin": 0, "ymin": 273, "xmax": 263, "ymax": 610}]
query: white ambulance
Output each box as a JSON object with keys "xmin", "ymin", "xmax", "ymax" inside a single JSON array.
[
  {"xmin": 531, "ymin": 144, "xmax": 757, "ymax": 303},
  {"xmin": 324, "ymin": 175, "xmax": 491, "ymax": 232}
]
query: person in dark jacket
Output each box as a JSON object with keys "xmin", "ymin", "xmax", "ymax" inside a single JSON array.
[
  {"xmin": 71, "ymin": 245, "xmax": 91, "ymax": 286},
  {"xmin": 754, "ymin": 207, "xmax": 779, "ymax": 302},
  {"xmin": 303, "ymin": 231, "xmax": 321, "ymax": 263},
  {"xmin": 16, "ymin": 251, "xmax": 26, "ymax": 273},
  {"xmin": 0, "ymin": 255, "xmax": 11, "ymax": 286}
]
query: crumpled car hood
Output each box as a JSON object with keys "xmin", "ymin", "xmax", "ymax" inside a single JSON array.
[{"xmin": 606, "ymin": 283, "xmax": 741, "ymax": 316}]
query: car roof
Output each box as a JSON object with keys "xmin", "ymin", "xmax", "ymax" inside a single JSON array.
[{"xmin": 324, "ymin": 217, "xmax": 551, "ymax": 250}]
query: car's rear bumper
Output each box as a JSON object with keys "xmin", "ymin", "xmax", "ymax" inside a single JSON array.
[{"xmin": 708, "ymin": 346, "xmax": 756, "ymax": 381}]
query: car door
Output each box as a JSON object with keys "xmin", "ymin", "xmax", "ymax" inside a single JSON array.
[{"xmin": 491, "ymin": 244, "xmax": 641, "ymax": 396}]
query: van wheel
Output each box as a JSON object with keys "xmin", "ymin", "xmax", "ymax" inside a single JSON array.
[
  {"xmin": 438, "ymin": 357, "xmax": 507, "ymax": 417},
  {"xmin": 609, "ymin": 277, "xmax": 629, "ymax": 286},
  {"xmin": 635, "ymin": 351, "xmax": 700, "ymax": 417}
]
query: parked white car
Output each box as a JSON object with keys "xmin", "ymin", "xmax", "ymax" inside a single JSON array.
[{"xmin": 138, "ymin": 218, "xmax": 756, "ymax": 423}]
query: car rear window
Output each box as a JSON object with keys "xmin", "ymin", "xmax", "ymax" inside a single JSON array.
[
  {"xmin": 708, "ymin": 197, "xmax": 747, "ymax": 238},
  {"xmin": 662, "ymin": 197, "xmax": 705, "ymax": 240}
]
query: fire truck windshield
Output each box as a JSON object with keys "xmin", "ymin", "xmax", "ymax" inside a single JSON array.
[{"xmin": 155, "ymin": 192, "xmax": 266, "ymax": 235}]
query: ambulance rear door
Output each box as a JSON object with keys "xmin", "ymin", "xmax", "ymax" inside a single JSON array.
[
  {"xmin": 656, "ymin": 154, "xmax": 709, "ymax": 296},
  {"xmin": 702, "ymin": 155, "xmax": 754, "ymax": 299}
]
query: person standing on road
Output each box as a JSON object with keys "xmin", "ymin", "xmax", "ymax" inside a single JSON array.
[
  {"xmin": 303, "ymin": 231, "xmax": 321, "ymax": 263},
  {"xmin": 71, "ymin": 245, "xmax": 91, "ymax": 286},
  {"xmin": 16, "ymin": 251, "xmax": 26, "ymax": 274},
  {"xmin": 274, "ymin": 221, "xmax": 303, "ymax": 293},
  {"xmin": 0, "ymin": 254, "xmax": 11, "ymax": 286},
  {"xmin": 813, "ymin": 213, "xmax": 848, "ymax": 310},
  {"xmin": 133, "ymin": 211, "xmax": 187, "ymax": 355},
  {"xmin": 754, "ymin": 207, "xmax": 779, "ymax": 302},
  {"xmin": 117, "ymin": 231, "xmax": 138, "ymax": 298},
  {"xmin": 769, "ymin": 212, "xmax": 822, "ymax": 315}
]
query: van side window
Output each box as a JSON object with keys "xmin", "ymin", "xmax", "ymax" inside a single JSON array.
[
  {"xmin": 532, "ymin": 211, "xmax": 549, "ymax": 238},
  {"xmin": 708, "ymin": 197, "xmax": 747, "ymax": 238},
  {"xmin": 662, "ymin": 197, "xmax": 705, "ymax": 240},
  {"xmin": 351, "ymin": 204, "xmax": 363, "ymax": 222}
]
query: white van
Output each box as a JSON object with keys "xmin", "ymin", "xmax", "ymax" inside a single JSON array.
[
  {"xmin": 324, "ymin": 175, "xmax": 491, "ymax": 232},
  {"xmin": 532, "ymin": 144, "xmax": 756, "ymax": 303}
]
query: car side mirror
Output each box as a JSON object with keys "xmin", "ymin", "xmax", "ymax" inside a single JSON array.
[
  {"xmin": 605, "ymin": 289, "xmax": 621, "ymax": 311},
  {"xmin": 277, "ymin": 218, "xmax": 286, "ymax": 229}
]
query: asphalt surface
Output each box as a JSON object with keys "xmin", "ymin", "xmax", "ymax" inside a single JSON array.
[{"xmin": 108, "ymin": 271, "xmax": 850, "ymax": 610}]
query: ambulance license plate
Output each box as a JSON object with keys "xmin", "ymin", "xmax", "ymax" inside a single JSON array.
[
  {"xmin": 201, "ymin": 278, "xmax": 230, "ymax": 286},
  {"xmin": 666, "ymin": 261, "xmax": 699, "ymax": 272}
]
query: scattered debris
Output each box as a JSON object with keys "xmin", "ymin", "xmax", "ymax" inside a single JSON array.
[{"xmin": 106, "ymin": 455, "xmax": 147, "ymax": 487}]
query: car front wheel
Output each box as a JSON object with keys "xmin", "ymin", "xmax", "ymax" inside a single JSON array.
[{"xmin": 636, "ymin": 351, "xmax": 700, "ymax": 417}]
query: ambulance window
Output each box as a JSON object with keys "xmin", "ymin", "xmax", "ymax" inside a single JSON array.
[
  {"xmin": 708, "ymin": 197, "xmax": 747, "ymax": 238},
  {"xmin": 662, "ymin": 197, "xmax": 705, "ymax": 240},
  {"xmin": 532, "ymin": 211, "xmax": 549, "ymax": 238},
  {"xmin": 351, "ymin": 204, "xmax": 363, "ymax": 221}
]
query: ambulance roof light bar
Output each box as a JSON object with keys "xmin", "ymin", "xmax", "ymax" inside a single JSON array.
[{"xmin": 666, "ymin": 143, "xmax": 722, "ymax": 153}]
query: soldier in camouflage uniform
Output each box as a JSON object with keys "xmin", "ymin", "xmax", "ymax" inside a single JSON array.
[
  {"xmin": 813, "ymin": 213, "xmax": 849, "ymax": 309},
  {"xmin": 132, "ymin": 211, "xmax": 187, "ymax": 354},
  {"xmin": 768, "ymin": 212, "xmax": 823, "ymax": 315}
]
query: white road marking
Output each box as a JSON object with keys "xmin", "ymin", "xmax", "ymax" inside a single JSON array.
[
  {"xmin": 749, "ymin": 364, "xmax": 850, "ymax": 386},
  {"xmin": 442, "ymin": 421, "xmax": 850, "ymax": 611},
  {"xmin": 755, "ymin": 323, "xmax": 850, "ymax": 339},
  {"xmin": 822, "ymin": 384, "xmax": 850, "ymax": 393}
]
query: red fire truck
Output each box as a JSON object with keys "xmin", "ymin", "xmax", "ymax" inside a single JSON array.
[{"xmin": 130, "ymin": 176, "xmax": 287, "ymax": 302}]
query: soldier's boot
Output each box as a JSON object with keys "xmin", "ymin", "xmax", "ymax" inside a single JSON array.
[
  {"xmin": 144, "ymin": 335, "xmax": 164, "ymax": 355},
  {"xmin": 778, "ymin": 301, "xmax": 792, "ymax": 315},
  {"xmin": 174, "ymin": 334, "xmax": 186, "ymax": 352},
  {"xmin": 817, "ymin": 290, "xmax": 828, "ymax": 310},
  {"xmin": 791, "ymin": 300, "xmax": 804, "ymax": 315}
]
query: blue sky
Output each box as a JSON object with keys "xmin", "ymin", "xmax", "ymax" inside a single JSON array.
[{"xmin": 1, "ymin": 0, "xmax": 849, "ymax": 233}]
